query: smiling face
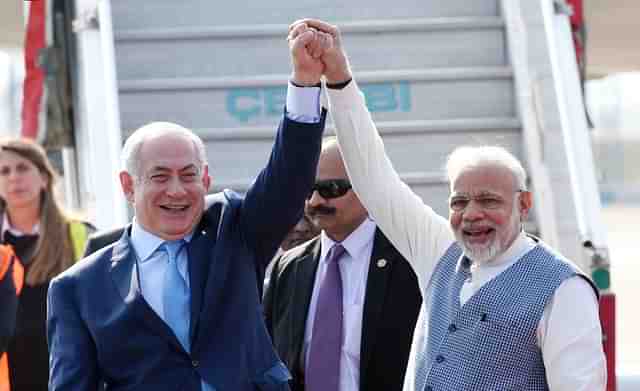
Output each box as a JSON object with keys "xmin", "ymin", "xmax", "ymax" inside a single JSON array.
[
  {"xmin": 0, "ymin": 150, "xmax": 47, "ymax": 212},
  {"xmin": 119, "ymin": 132, "xmax": 210, "ymax": 241},
  {"xmin": 449, "ymin": 164, "xmax": 531, "ymax": 263}
]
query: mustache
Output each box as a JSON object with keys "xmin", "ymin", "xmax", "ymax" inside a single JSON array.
[{"xmin": 307, "ymin": 205, "xmax": 336, "ymax": 216}]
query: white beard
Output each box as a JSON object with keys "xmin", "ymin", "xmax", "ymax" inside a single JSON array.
[
  {"xmin": 456, "ymin": 200, "xmax": 522, "ymax": 264},
  {"xmin": 460, "ymin": 238, "xmax": 502, "ymax": 264}
]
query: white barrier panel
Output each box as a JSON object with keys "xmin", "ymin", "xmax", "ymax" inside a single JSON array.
[
  {"xmin": 0, "ymin": 49, "xmax": 24, "ymax": 137},
  {"xmin": 0, "ymin": 51, "xmax": 10, "ymax": 134}
]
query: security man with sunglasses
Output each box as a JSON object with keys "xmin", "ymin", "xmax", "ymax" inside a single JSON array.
[{"xmin": 264, "ymin": 137, "xmax": 421, "ymax": 391}]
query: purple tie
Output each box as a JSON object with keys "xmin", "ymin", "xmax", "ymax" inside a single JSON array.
[{"xmin": 306, "ymin": 243, "xmax": 347, "ymax": 391}]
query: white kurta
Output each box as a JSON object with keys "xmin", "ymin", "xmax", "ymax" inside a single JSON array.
[{"xmin": 321, "ymin": 80, "xmax": 606, "ymax": 391}]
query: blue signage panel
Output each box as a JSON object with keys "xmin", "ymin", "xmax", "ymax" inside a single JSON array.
[{"xmin": 226, "ymin": 82, "xmax": 411, "ymax": 123}]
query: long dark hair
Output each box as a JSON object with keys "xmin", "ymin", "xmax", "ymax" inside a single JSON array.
[{"xmin": 0, "ymin": 138, "xmax": 77, "ymax": 285}]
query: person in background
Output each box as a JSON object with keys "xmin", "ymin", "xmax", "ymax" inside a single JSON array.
[
  {"xmin": 264, "ymin": 137, "xmax": 421, "ymax": 391},
  {"xmin": 291, "ymin": 19, "xmax": 606, "ymax": 391},
  {"xmin": 265, "ymin": 215, "xmax": 320, "ymax": 293},
  {"xmin": 0, "ymin": 138, "xmax": 92, "ymax": 391},
  {"xmin": 280, "ymin": 214, "xmax": 320, "ymax": 252},
  {"xmin": 82, "ymin": 227, "xmax": 123, "ymax": 258}
]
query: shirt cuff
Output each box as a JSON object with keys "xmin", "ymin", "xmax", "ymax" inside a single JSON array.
[{"xmin": 285, "ymin": 82, "xmax": 322, "ymax": 123}]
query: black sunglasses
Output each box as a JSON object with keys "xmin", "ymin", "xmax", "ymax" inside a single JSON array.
[{"xmin": 307, "ymin": 179, "xmax": 352, "ymax": 199}]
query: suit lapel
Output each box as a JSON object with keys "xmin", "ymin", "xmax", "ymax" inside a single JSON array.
[
  {"xmin": 360, "ymin": 229, "xmax": 394, "ymax": 384},
  {"xmin": 188, "ymin": 204, "xmax": 220, "ymax": 348},
  {"xmin": 290, "ymin": 238, "xmax": 322, "ymax": 368},
  {"xmin": 109, "ymin": 229, "xmax": 184, "ymax": 352},
  {"xmin": 191, "ymin": 202, "xmax": 231, "ymax": 355}
]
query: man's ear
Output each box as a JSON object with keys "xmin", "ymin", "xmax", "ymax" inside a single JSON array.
[
  {"xmin": 519, "ymin": 190, "xmax": 533, "ymax": 220},
  {"xmin": 119, "ymin": 171, "xmax": 135, "ymax": 203},
  {"xmin": 202, "ymin": 165, "xmax": 211, "ymax": 192}
]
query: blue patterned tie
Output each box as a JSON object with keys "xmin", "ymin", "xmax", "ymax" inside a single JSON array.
[
  {"xmin": 306, "ymin": 243, "xmax": 346, "ymax": 391},
  {"xmin": 162, "ymin": 240, "xmax": 190, "ymax": 351}
]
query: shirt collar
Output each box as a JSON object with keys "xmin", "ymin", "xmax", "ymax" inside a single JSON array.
[
  {"xmin": 320, "ymin": 218, "xmax": 376, "ymax": 264},
  {"xmin": 130, "ymin": 217, "xmax": 194, "ymax": 263},
  {"xmin": 2, "ymin": 212, "xmax": 40, "ymax": 239}
]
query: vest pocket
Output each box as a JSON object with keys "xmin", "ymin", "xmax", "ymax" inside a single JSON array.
[{"xmin": 474, "ymin": 316, "xmax": 533, "ymax": 357}]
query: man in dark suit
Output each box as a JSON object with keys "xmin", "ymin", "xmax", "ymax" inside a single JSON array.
[
  {"xmin": 263, "ymin": 138, "xmax": 421, "ymax": 391},
  {"xmin": 47, "ymin": 29, "xmax": 327, "ymax": 391}
]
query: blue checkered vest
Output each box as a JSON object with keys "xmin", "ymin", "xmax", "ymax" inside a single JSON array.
[{"xmin": 413, "ymin": 242, "xmax": 594, "ymax": 391}]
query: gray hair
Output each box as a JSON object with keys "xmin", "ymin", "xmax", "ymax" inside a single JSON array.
[
  {"xmin": 121, "ymin": 121, "xmax": 207, "ymax": 179},
  {"xmin": 445, "ymin": 146, "xmax": 527, "ymax": 191}
]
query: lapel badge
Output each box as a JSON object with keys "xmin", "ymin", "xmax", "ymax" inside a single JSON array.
[{"xmin": 377, "ymin": 258, "xmax": 387, "ymax": 268}]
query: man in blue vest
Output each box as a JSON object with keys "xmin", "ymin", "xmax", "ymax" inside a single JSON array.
[{"xmin": 289, "ymin": 19, "xmax": 606, "ymax": 391}]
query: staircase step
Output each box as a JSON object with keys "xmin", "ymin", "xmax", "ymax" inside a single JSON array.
[
  {"xmin": 115, "ymin": 17, "xmax": 506, "ymax": 80},
  {"xmin": 118, "ymin": 67, "xmax": 514, "ymax": 130},
  {"xmin": 119, "ymin": 67, "xmax": 512, "ymax": 91},
  {"xmin": 111, "ymin": 0, "xmax": 500, "ymax": 31},
  {"xmin": 181, "ymin": 117, "xmax": 521, "ymax": 141}
]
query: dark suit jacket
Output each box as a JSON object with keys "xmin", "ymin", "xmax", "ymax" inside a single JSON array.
[
  {"xmin": 263, "ymin": 229, "xmax": 422, "ymax": 391},
  {"xmin": 47, "ymin": 113, "xmax": 326, "ymax": 391}
]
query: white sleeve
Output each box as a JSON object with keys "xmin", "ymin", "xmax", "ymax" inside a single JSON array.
[
  {"xmin": 538, "ymin": 276, "xmax": 607, "ymax": 391},
  {"xmin": 326, "ymin": 80, "xmax": 454, "ymax": 291}
]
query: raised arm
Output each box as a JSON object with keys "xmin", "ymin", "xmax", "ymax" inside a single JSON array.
[
  {"xmin": 290, "ymin": 19, "xmax": 454, "ymax": 287},
  {"xmin": 328, "ymin": 82, "xmax": 453, "ymax": 287},
  {"xmin": 320, "ymin": 24, "xmax": 454, "ymax": 280},
  {"xmin": 240, "ymin": 26, "xmax": 328, "ymax": 265}
]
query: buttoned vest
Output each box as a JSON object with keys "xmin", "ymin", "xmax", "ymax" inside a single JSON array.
[{"xmin": 413, "ymin": 242, "xmax": 596, "ymax": 391}]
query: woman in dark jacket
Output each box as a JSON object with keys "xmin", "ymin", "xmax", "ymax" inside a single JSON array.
[{"xmin": 0, "ymin": 138, "xmax": 91, "ymax": 390}]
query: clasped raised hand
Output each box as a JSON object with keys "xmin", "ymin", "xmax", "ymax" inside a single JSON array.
[
  {"xmin": 289, "ymin": 19, "xmax": 352, "ymax": 85},
  {"xmin": 288, "ymin": 23, "xmax": 333, "ymax": 86}
]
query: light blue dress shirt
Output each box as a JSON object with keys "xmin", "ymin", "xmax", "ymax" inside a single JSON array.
[{"xmin": 130, "ymin": 220, "xmax": 192, "ymax": 319}]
